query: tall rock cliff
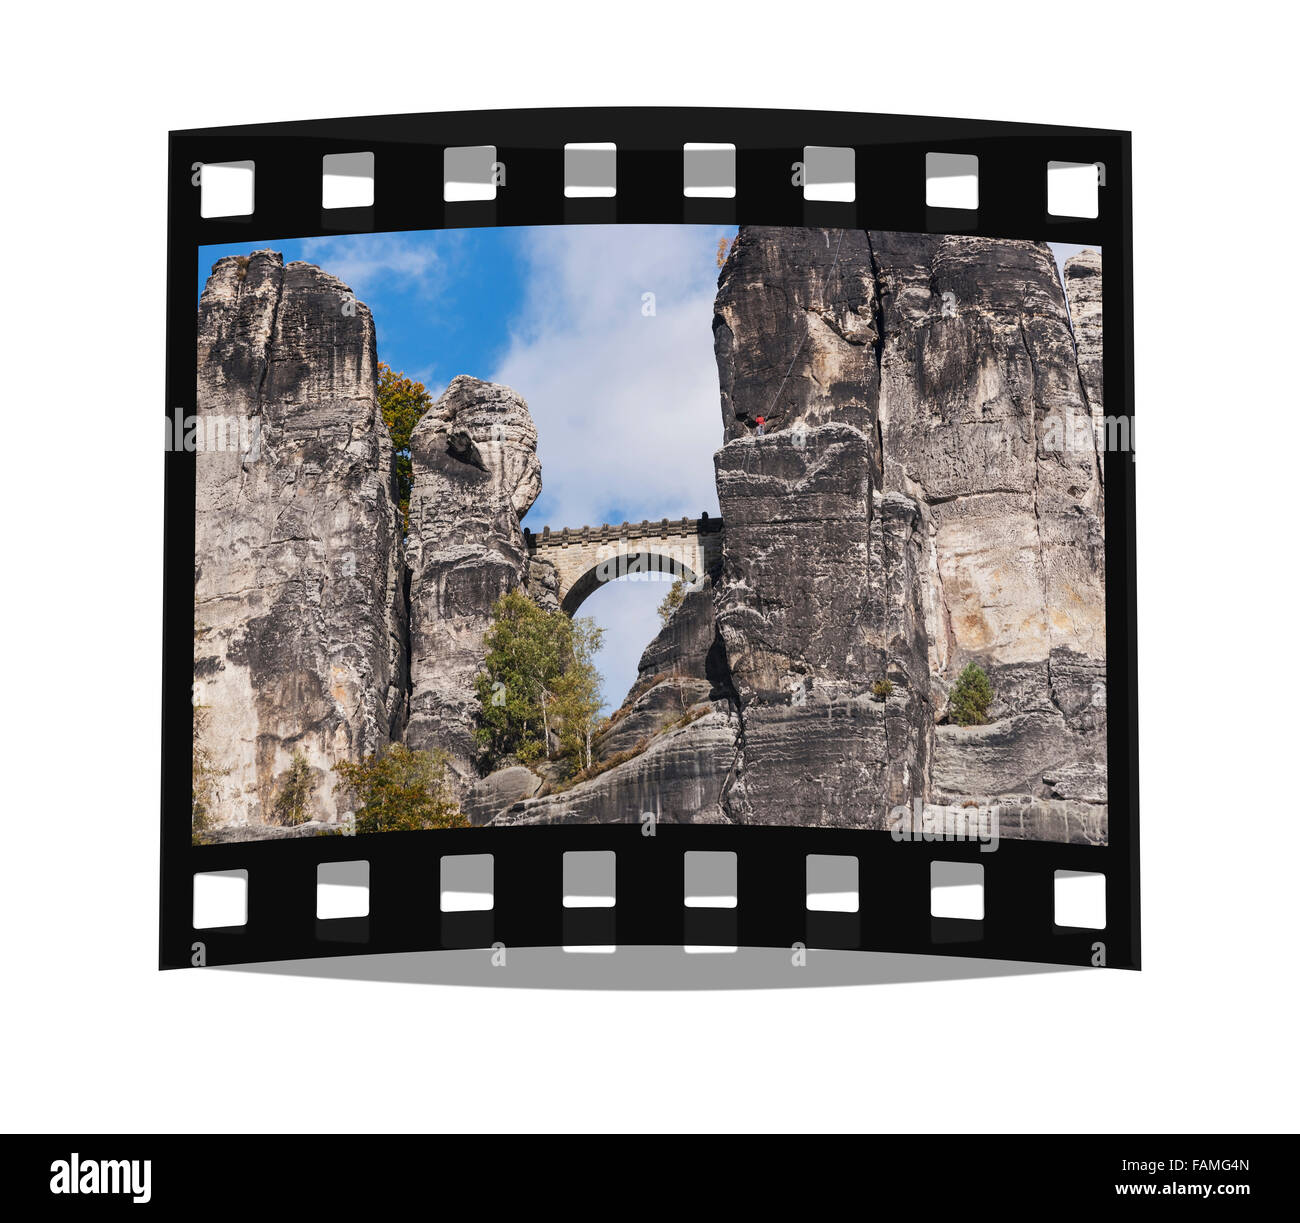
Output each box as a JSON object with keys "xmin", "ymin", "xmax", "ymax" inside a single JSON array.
[
  {"xmin": 194, "ymin": 251, "xmax": 406, "ymax": 830},
  {"xmin": 869, "ymin": 232, "xmax": 1106, "ymax": 832},
  {"xmin": 712, "ymin": 425, "xmax": 932, "ymax": 827},
  {"xmin": 713, "ymin": 227, "xmax": 880, "ymax": 447},
  {"xmin": 403, "ymin": 375, "xmax": 542, "ymax": 790},
  {"xmin": 710, "ymin": 228, "xmax": 1108, "ymax": 839}
]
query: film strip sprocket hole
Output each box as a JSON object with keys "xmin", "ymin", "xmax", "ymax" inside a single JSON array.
[
  {"xmin": 196, "ymin": 141, "xmax": 1105, "ymax": 218},
  {"xmin": 165, "ymin": 108, "xmax": 1137, "ymax": 972}
]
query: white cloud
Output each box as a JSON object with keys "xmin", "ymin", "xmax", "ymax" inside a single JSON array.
[
  {"xmin": 299, "ymin": 232, "xmax": 448, "ymax": 301},
  {"xmin": 492, "ymin": 224, "xmax": 729, "ymax": 530}
]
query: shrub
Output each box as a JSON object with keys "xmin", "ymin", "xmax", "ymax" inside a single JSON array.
[
  {"xmin": 191, "ymin": 704, "xmax": 228, "ymax": 845},
  {"xmin": 548, "ymin": 739, "xmax": 649, "ymax": 795},
  {"xmin": 948, "ymin": 663, "xmax": 993, "ymax": 726},
  {"xmin": 377, "ymin": 363, "xmax": 433, "ymax": 532},
  {"xmin": 871, "ymin": 678, "xmax": 894, "ymax": 701},
  {"xmin": 332, "ymin": 744, "xmax": 468, "ymax": 833},
  {"xmin": 272, "ymin": 751, "xmax": 314, "ymax": 826},
  {"xmin": 605, "ymin": 674, "xmax": 659, "ymax": 727},
  {"xmin": 667, "ymin": 705, "xmax": 709, "ymax": 730}
]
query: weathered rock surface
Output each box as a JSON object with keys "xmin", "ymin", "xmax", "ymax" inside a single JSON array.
[
  {"xmin": 923, "ymin": 797, "xmax": 1106, "ymax": 846},
  {"xmin": 869, "ymin": 232, "xmax": 1104, "ymax": 662},
  {"xmin": 866, "ymin": 233, "xmax": 1107, "ymax": 831},
  {"xmin": 710, "ymin": 229, "xmax": 1109, "ymax": 837},
  {"xmin": 714, "ymin": 227, "xmax": 881, "ymax": 445},
  {"xmin": 489, "ymin": 711, "xmax": 740, "ymax": 826},
  {"xmin": 200, "ymin": 819, "xmax": 338, "ymax": 843},
  {"xmin": 404, "ymin": 375, "xmax": 542, "ymax": 790},
  {"xmin": 712, "ymin": 426, "xmax": 933, "ymax": 825},
  {"xmin": 194, "ymin": 251, "xmax": 406, "ymax": 828},
  {"xmin": 636, "ymin": 580, "xmax": 719, "ymax": 683},
  {"xmin": 596, "ymin": 677, "xmax": 715, "ymax": 760},
  {"xmin": 461, "ymin": 765, "xmax": 543, "ymax": 827},
  {"xmin": 1064, "ymin": 248, "xmax": 1104, "ymax": 459},
  {"xmin": 526, "ymin": 555, "xmax": 560, "ymax": 613}
]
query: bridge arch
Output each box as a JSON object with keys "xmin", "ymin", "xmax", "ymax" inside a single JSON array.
[
  {"xmin": 525, "ymin": 514, "xmax": 724, "ymax": 618},
  {"xmin": 560, "ymin": 551, "xmax": 698, "ymax": 617}
]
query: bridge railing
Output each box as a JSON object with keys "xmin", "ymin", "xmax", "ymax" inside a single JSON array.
[{"xmin": 524, "ymin": 512, "xmax": 722, "ymax": 548}]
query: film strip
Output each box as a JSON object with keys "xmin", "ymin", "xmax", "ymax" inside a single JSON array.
[{"xmin": 162, "ymin": 108, "xmax": 1138, "ymax": 972}]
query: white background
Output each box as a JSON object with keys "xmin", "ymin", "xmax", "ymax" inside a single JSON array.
[{"xmin": 1, "ymin": 0, "xmax": 1295, "ymax": 1134}]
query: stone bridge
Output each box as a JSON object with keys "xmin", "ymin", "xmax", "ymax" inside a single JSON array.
[{"xmin": 524, "ymin": 513, "xmax": 724, "ymax": 615}]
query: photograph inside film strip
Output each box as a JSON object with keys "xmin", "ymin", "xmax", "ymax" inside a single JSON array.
[
  {"xmin": 189, "ymin": 227, "xmax": 1109, "ymax": 848},
  {"xmin": 164, "ymin": 109, "xmax": 1136, "ymax": 972}
]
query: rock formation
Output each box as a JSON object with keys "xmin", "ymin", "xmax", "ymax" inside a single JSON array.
[
  {"xmin": 705, "ymin": 227, "xmax": 1108, "ymax": 840},
  {"xmin": 1064, "ymin": 249, "xmax": 1105, "ymax": 468},
  {"xmin": 712, "ymin": 424, "xmax": 932, "ymax": 826},
  {"xmin": 195, "ymin": 230, "xmax": 1109, "ymax": 845},
  {"xmin": 871, "ymin": 233, "xmax": 1105, "ymax": 838},
  {"xmin": 713, "ymin": 227, "xmax": 880, "ymax": 445},
  {"xmin": 486, "ymin": 710, "xmax": 740, "ymax": 826},
  {"xmin": 403, "ymin": 375, "xmax": 542, "ymax": 790},
  {"xmin": 194, "ymin": 251, "xmax": 406, "ymax": 829}
]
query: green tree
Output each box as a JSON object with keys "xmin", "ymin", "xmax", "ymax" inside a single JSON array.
[
  {"xmin": 192, "ymin": 704, "xmax": 228, "ymax": 845},
  {"xmin": 949, "ymin": 663, "xmax": 994, "ymax": 726},
  {"xmin": 474, "ymin": 590, "xmax": 605, "ymax": 771},
  {"xmin": 656, "ymin": 577, "xmax": 686, "ymax": 625},
  {"xmin": 377, "ymin": 362, "xmax": 433, "ymax": 531},
  {"xmin": 552, "ymin": 617, "xmax": 607, "ymax": 772},
  {"xmin": 332, "ymin": 744, "xmax": 468, "ymax": 834},
  {"xmin": 272, "ymin": 751, "xmax": 315, "ymax": 826}
]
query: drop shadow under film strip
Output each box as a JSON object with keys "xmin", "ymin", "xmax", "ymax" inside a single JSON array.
[{"xmin": 163, "ymin": 108, "xmax": 1137, "ymax": 972}]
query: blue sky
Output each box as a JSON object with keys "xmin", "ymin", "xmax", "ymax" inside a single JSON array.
[{"xmin": 198, "ymin": 229, "xmax": 1091, "ymax": 715}]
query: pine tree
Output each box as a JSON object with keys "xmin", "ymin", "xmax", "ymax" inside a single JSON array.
[{"xmin": 948, "ymin": 663, "xmax": 994, "ymax": 726}]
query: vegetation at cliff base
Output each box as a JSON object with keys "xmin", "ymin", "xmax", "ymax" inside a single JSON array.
[
  {"xmin": 191, "ymin": 704, "xmax": 228, "ymax": 845},
  {"xmin": 377, "ymin": 362, "xmax": 433, "ymax": 530},
  {"xmin": 949, "ymin": 663, "xmax": 994, "ymax": 726},
  {"xmin": 474, "ymin": 590, "xmax": 606, "ymax": 774},
  {"xmin": 332, "ymin": 744, "xmax": 467, "ymax": 833}
]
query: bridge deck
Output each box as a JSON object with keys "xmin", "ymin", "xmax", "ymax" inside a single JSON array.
[{"xmin": 524, "ymin": 514, "xmax": 722, "ymax": 549}]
